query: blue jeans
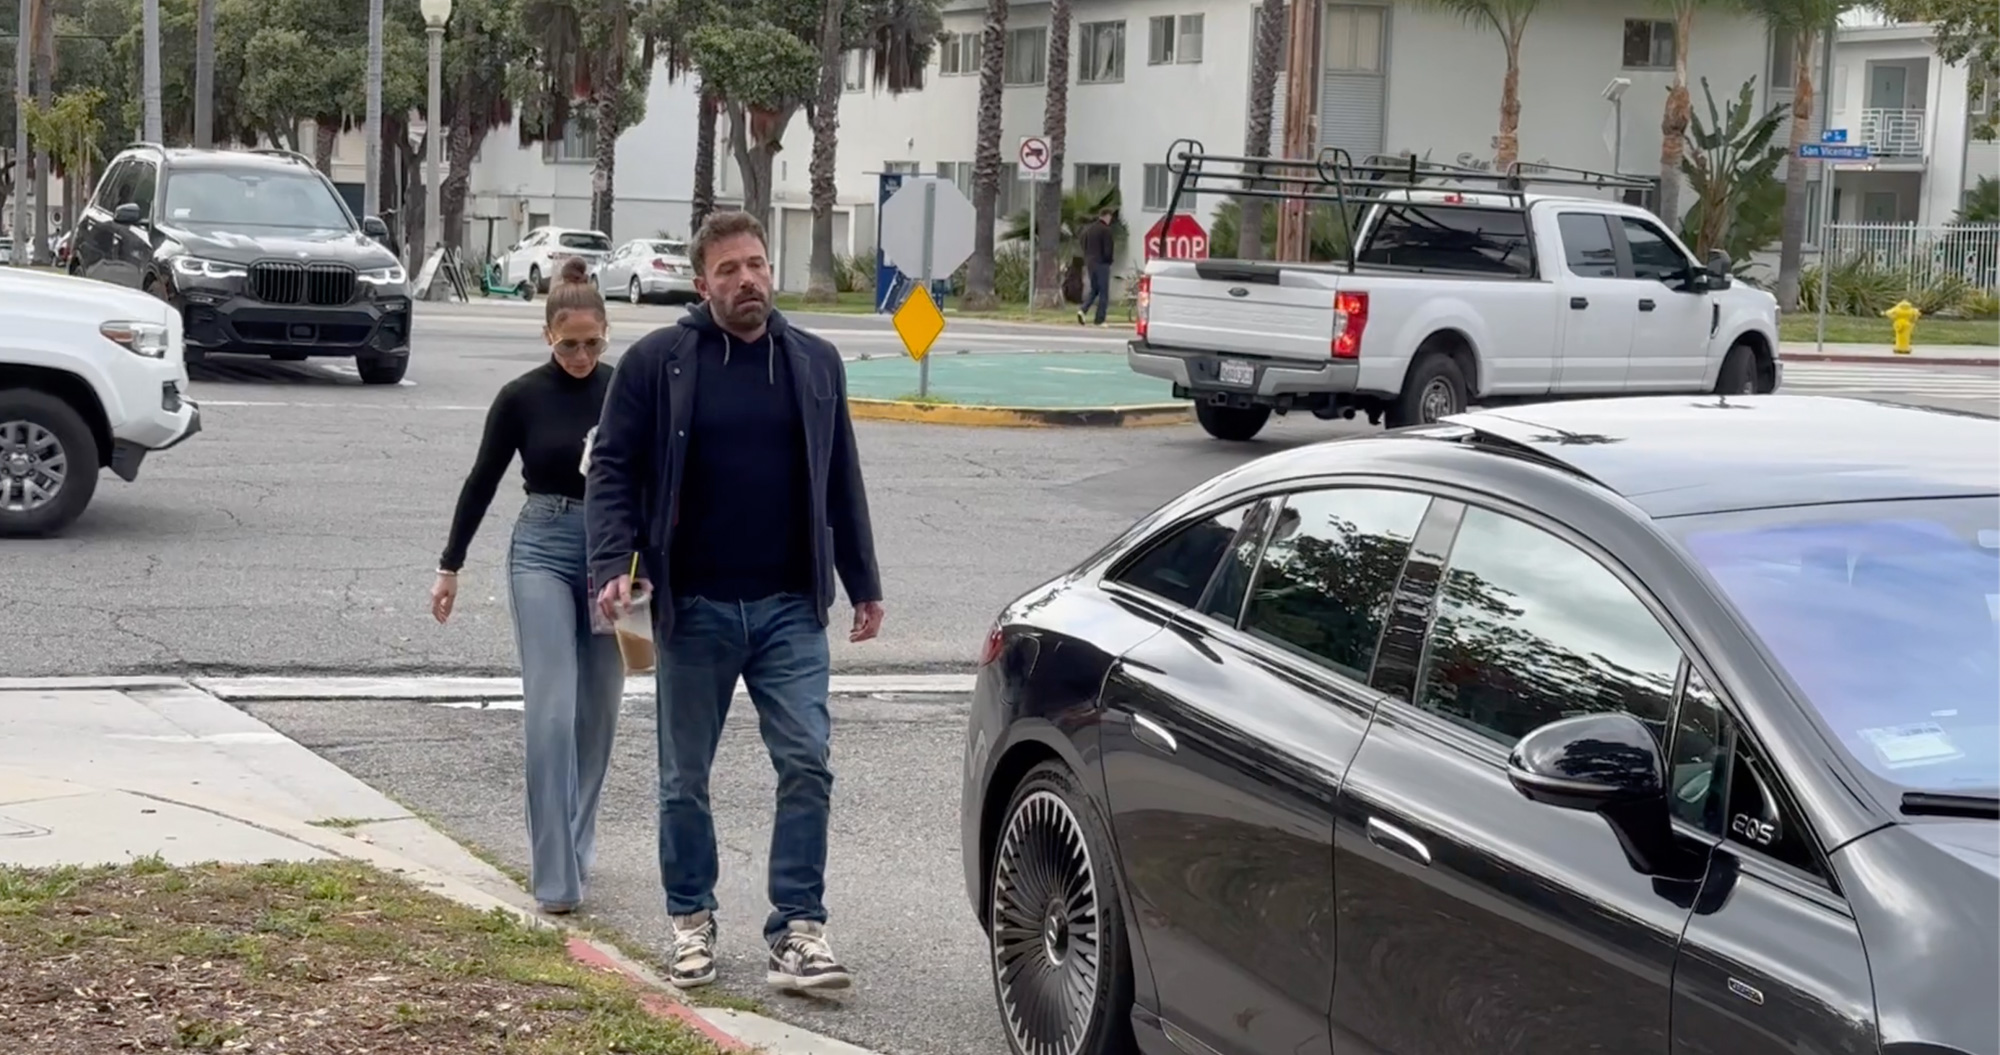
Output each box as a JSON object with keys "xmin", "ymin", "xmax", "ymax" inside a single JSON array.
[
  {"xmin": 655, "ymin": 592, "xmax": 833, "ymax": 943},
  {"xmin": 1082, "ymin": 261, "xmax": 1113, "ymax": 323},
  {"xmin": 507, "ymin": 493, "xmax": 625, "ymax": 908}
]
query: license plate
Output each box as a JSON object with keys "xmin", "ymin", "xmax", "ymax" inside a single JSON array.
[{"xmin": 1217, "ymin": 359, "xmax": 1255, "ymax": 386}]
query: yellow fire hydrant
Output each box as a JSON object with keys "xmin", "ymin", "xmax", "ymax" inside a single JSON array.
[{"xmin": 1882, "ymin": 299, "xmax": 1922, "ymax": 355}]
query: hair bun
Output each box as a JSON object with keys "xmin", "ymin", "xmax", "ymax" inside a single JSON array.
[{"xmin": 557, "ymin": 255, "xmax": 591, "ymax": 285}]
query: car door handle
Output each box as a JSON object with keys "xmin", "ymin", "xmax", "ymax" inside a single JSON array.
[
  {"xmin": 1366, "ymin": 816, "xmax": 1432, "ymax": 867},
  {"xmin": 1570, "ymin": 296, "xmax": 1589, "ymax": 310},
  {"xmin": 1639, "ymin": 298, "xmax": 1657, "ymax": 312},
  {"xmin": 1130, "ymin": 713, "xmax": 1178, "ymax": 754}
]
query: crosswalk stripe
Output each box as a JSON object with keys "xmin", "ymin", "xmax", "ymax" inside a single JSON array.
[{"xmin": 1780, "ymin": 362, "xmax": 2000, "ymax": 398}]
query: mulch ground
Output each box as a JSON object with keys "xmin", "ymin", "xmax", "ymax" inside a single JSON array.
[{"xmin": 0, "ymin": 857, "xmax": 716, "ymax": 1054}]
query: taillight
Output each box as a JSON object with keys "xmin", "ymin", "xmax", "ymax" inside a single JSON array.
[
  {"xmin": 978, "ymin": 625, "xmax": 1004, "ymax": 667},
  {"xmin": 1333, "ymin": 291, "xmax": 1369, "ymax": 359},
  {"xmin": 651, "ymin": 258, "xmax": 669, "ymax": 270},
  {"xmin": 1135, "ymin": 274, "xmax": 1152, "ymax": 339}
]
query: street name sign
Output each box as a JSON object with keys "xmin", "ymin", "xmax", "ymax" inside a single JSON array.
[
  {"xmin": 1798, "ymin": 143, "xmax": 1870, "ymax": 161},
  {"xmin": 1821, "ymin": 128, "xmax": 1848, "ymax": 144},
  {"xmin": 1019, "ymin": 136, "xmax": 1052, "ymax": 182}
]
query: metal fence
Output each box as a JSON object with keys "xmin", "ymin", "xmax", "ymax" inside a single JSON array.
[{"xmin": 1820, "ymin": 222, "xmax": 2000, "ymax": 293}]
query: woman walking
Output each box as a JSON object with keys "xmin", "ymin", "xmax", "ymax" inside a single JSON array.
[{"xmin": 431, "ymin": 256, "xmax": 622, "ymax": 914}]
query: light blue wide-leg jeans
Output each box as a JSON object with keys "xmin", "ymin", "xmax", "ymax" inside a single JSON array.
[{"xmin": 506, "ymin": 493, "xmax": 625, "ymax": 909}]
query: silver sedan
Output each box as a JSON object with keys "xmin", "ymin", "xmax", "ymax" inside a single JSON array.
[{"xmin": 595, "ymin": 238, "xmax": 698, "ymax": 305}]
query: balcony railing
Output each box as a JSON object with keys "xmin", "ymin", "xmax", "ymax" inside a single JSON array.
[{"xmin": 1859, "ymin": 108, "xmax": 1926, "ymax": 158}]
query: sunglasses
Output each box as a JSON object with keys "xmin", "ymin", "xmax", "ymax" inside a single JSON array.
[{"xmin": 553, "ymin": 337, "xmax": 608, "ymax": 356}]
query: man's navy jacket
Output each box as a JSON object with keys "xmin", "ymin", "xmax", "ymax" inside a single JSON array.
[{"xmin": 583, "ymin": 306, "xmax": 883, "ymax": 637}]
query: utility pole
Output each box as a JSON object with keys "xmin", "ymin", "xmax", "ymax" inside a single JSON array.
[
  {"xmin": 194, "ymin": 0, "xmax": 215, "ymax": 147},
  {"xmin": 363, "ymin": 0, "xmax": 384, "ymax": 219},
  {"xmin": 10, "ymin": 0, "xmax": 29, "ymax": 266},
  {"xmin": 1274, "ymin": 0, "xmax": 1318, "ymax": 262},
  {"xmin": 142, "ymin": 0, "xmax": 162, "ymax": 141}
]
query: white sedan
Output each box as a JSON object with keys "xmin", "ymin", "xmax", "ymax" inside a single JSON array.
[
  {"xmin": 595, "ymin": 238, "xmax": 697, "ymax": 305},
  {"xmin": 503, "ymin": 227, "xmax": 613, "ymax": 294}
]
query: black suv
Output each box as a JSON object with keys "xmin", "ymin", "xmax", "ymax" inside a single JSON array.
[{"xmin": 71, "ymin": 144, "xmax": 413, "ymax": 385}]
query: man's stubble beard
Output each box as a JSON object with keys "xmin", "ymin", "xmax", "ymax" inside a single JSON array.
[{"xmin": 718, "ymin": 295, "xmax": 771, "ymax": 332}]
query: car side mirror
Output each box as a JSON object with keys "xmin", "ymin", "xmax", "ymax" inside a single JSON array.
[
  {"xmin": 362, "ymin": 215, "xmax": 390, "ymax": 239},
  {"xmin": 114, "ymin": 203, "xmax": 144, "ymax": 226},
  {"xmin": 1704, "ymin": 250, "xmax": 1733, "ymax": 290},
  {"xmin": 1508, "ymin": 712, "xmax": 1679, "ymax": 876}
]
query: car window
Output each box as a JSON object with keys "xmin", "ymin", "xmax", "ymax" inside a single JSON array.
[
  {"xmin": 1668, "ymin": 669, "xmax": 1729, "ymax": 834},
  {"xmin": 1196, "ymin": 500, "xmax": 1274, "ymax": 624},
  {"xmin": 652, "ymin": 240, "xmax": 687, "ymax": 256},
  {"xmin": 1558, "ymin": 213, "xmax": 1619, "ymax": 278},
  {"xmin": 1620, "ymin": 217, "xmax": 1687, "ymax": 282},
  {"xmin": 93, "ymin": 159, "xmax": 132, "ymax": 211},
  {"xmin": 1357, "ymin": 204, "xmax": 1533, "ymax": 277},
  {"xmin": 1111, "ymin": 503, "xmax": 1258, "ymax": 610},
  {"xmin": 1240, "ymin": 489, "xmax": 1430, "ymax": 683},
  {"xmin": 161, "ymin": 168, "xmax": 349, "ymax": 229},
  {"xmin": 1723, "ymin": 735, "xmax": 1826, "ymax": 878},
  {"xmin": 127, "ymin": 162, "xmax": 158, "ymax": 215},
  {"xmin": 1417, "ymin": 507, "xmax": 1683, "ymax": 747},
  {"xmin": 1672, "ymin": 497, "xmax": 1998, "ymax": 796},
  {"xmin": 560, "ymin": 232, "xmax": 612, "ymax": 251}
]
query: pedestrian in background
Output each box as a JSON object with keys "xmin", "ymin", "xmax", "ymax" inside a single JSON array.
[
  {"xmin": 1078, "ymin": 207, "xmax": 1116, "ymax": 327},
  {"xmin": 432, "ymin": 255, "xmax": 622, "ymax": 917},
  {"xmin": 586, "ymin": 209, "xmax": 884, "ymax": 994}
]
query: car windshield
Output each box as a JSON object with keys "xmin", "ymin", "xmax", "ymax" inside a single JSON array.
[
  {"xmin": 649, "ymin": 241, "xmax": 687, "ymax": 257},
  {"xmin": 162, "ymin": 168, "xmax": 352, "ymax": 230},
  {"xmin": 560, "ymin": 232, "xmax": 612, "ymax": 251},
  {"xmin": 1670, "ymin": 497, "xmax": 2000, "ymax": 795}
]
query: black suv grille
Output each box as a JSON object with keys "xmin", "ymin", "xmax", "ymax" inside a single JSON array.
[{"xmin": 249, "ymin": 262, "xmax": 357, "ymax": 306}]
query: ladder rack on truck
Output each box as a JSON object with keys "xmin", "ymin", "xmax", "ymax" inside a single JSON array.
[{"xmin": 1154, "ymin": 139, "xmax": 1656, "ymax": 275}]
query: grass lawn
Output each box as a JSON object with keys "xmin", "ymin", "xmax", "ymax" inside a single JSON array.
[
  {"xmin": 1779, "ymin": 314, "xmax": 1998, "ymax": 347},
  {"xmin": 0, "ymin": 857, "xmax": 718, "ymax": 1054}
]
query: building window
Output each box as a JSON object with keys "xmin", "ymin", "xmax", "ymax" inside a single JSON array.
[
  {"xmin": 527, "ymin": 212, "xmax": 550, "ymax": 231},
  {"xmin": 1322, "ymin": 4, "xmax": 1383, "ymax": 74},
  {"xmin": 844, "ymin": 50, "xmax": 868, "ymax": 91},
  {"xmin": 1148, "ymin": 14, "xmax": 1204, "ymax": 65},
  {"xmin": 935, "ymin": 161, "xmax": 975, "ymax": 197},
  {"xmin": 1078, "ymin": 20, "xmax": 1126, "ymax": 83},
  {"xmin": 1075, "ymin": 163, "xmax": 1121, "ymax": 197},
  {"xmin": 940, "ymin": 31, "xmax": 983, "ymax": 75},
  {"xmin": 1623, "ymin": 20, "xmax": 1675, "ymax": 70},
  {"xmin": 541, "ymin": 119, "xmax": 597, "ymax": 163},
  {"xmin": 1145, "ymin": 163, "xmax": 1190, "ymax": 211},
  {"xmin": 883, "ymin": 160, "xmax": 921, "ymax": 175},
  {"xmin": 1005, "ymin": 27, "xmax": 1047, "ymax": 85},
  {"xmin": 1770, "ymin": 26, "xmax": 1796, "ymax": 90}
]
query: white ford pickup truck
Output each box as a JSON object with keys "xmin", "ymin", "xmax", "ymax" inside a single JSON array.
[
  {"xmin": 1, "ymin": 266, "xmax": 203, "ymax": 535},
  {"xmin": 1130, "ymin": 160, "xmax": 1782, "ymax": 442}
]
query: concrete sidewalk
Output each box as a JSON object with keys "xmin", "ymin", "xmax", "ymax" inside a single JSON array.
[
  {"xmin": 0, "ymin": 678, "xmax": 883, "ymax": 1055},
  {"xmin": 1780, "ymin": 341, "xmax": 1999, "ymax": 367}
]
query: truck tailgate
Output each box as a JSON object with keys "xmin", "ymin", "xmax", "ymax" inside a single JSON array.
[{"xmin": 1145, "ymin": 261, "xmax": 1338, "ymax": 360}]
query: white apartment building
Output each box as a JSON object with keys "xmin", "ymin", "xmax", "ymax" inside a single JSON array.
[
  {"xmin": 722, "ymin": 0, "xmax": 1794, "ymax": 289},
  {"xmin": 1823, "ymin": 13, "xmax": 1999, "ymax": 227}
]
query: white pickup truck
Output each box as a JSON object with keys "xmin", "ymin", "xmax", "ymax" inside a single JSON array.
[
  {"xmin": 1, "ymin": 266, "xmax": 203, "ymax": 535},
  {"xmin": 1130, "ymin": 184, "xmax": 1783, "ymax": 441}
]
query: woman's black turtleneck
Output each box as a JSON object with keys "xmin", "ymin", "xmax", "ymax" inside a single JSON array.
[{"xmin": 439, "ymin": 357, "xmax": 614, "ymax": 571}]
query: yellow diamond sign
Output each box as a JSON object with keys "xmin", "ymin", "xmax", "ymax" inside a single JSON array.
[{"xmin": 892, "ymin": 285, "xmax": 946, "ymax": 362}]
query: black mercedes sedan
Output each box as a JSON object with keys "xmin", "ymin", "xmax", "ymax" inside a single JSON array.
[{"xmin": 960, "ymin": 395, "xmax": 1998, "ymax": 1055}]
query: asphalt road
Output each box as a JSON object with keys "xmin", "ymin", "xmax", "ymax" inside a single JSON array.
[
  {"xmin": 0, "ymin": 302, "xmax": 1327, "ymax": 679},
  {"xmin": 245, "ymin": 688, "xmax": 999, "ymax": 1055}
]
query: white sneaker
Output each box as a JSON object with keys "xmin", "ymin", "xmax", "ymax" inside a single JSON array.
[
  {"xmin": 668, "ymin": 910, "xmax": 718, "ymax": 988},
  {"xmin": 766, "ymin": 920, "xmax": 852, "ymax": 991}
]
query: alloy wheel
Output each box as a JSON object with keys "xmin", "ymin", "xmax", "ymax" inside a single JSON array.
[
  {"xmin": 630, "ymin": 278, "xmax": 642, "ymax": 304},
  {"xmin": 1419, "ymin": 377, "xmax": 1460, "ymax": 423},
  {"xmin": 0, "ymin": 419, "xmax": 67, "ymax": 513},
  {"xmin": 992, "ymin": 789, "xmax": 1102, "ymax": 1055}
]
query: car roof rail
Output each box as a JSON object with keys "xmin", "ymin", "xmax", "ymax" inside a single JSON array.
[
  {"xmin": 247, "ymin": 147, "xmax": 315, "ymax": 166},
  {"xmin": 118, "ymin": 141, "xmax": 168, "ymax": 155}
]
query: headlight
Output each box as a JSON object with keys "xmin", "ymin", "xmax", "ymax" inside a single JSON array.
[
  {"xmin": 360, "ymin": 265, "xmax": 406, "ymax": 285},
  {"xmin": 101, "ymin": 320, "xmax": 171, "ymax": 358},
  {"xmin": 171, "ymin": 256, "xmax": 247, "ymax": 279}
]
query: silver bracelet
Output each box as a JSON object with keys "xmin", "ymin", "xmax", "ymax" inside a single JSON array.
[{"xmin": 436, "ymin": 569, "xmax": 459, "ymax": 577}]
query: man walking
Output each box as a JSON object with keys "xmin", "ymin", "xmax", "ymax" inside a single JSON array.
[
  {"xmin": 585, "ymin": 210, "xmax": 884, "ymax": 993},
  {"xmin": 1077, "ymin": 207, "xmax": 1116, "ymax": 326}
]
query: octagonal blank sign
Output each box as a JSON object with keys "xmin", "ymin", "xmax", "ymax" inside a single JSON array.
[{"xmin": 880, "ymin": 177, "xmax": 977, "ymax": 279}]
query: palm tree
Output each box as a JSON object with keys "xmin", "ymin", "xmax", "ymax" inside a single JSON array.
[
  {"xmin": 1240, "ymin": 0, "xmax": 1287, "ymax": 261},
  {"xmin": 1032, "ymin": 0, "xmax": 1071, "ymax": 308},
  {"xmin": 805, "ymin": 0, "xmax": 849, "ymax": 301},
  {"xmin": 1417, "ymin": 0, "xmax": 1541, "ymax": 169},
  {"xmin": 1745, "ymin": 0, "xmax": 1852, "ymax": 310},
  {"xmin": 962, "ymin": 0, "xmax": 1009, "ymax": 309},
  {"xmin": 195, "ymin": 0, "xmax": 216, "ymax": 147},
  {"xmin": 522, "ymin": 0, "xmax": 656, "ymax": 237},
  {"xmin": 691, "ymin": 79, "xmax": 717, "ymax": 231}
]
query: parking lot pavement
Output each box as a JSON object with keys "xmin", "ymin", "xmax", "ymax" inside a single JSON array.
[{"xmin": 243, "ymin": 689, "xmax": 1006, "ymax": 1055}]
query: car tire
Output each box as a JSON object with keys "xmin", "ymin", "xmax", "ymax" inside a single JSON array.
[
  {"xmin": 0, "ymin": 389, "xmax": 101, "ymax": 538},
  {"xmin": 530, "ymin": 265, "xmax": 545, "ymax": 294},
  {"xmin": 988, "ymin": 761, "xmax": 1137, "ymax": 1055},
  {"xmin": 1386, "ymin": 353, "xmax": 1469, "ymax": 429},
  {"xmin": 629, "ymin": 278, "xmax": 644, "ymax": 305},
  {"xmin": 1715, "ymin": 344, "xmax": 1758, "ymax": 395},
  {"xmin": 1194, "ymin": 401, "xmax": 1271, "ymax": 442},
  {"xmin": 356, "ymin": 356, "xmax": 408, "ymax": 385}
]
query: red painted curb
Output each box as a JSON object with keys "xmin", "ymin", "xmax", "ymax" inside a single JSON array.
[
  {"xmin": 1781, "ymin": 353, "xmax": 2000, "ymax": 368},
  {"xmin": 566, "ymin": 936, "xmax": 750, "ymax": 1052}
]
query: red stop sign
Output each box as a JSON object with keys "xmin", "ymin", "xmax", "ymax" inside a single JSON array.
[{"xmin": 1144, "ymin": 214, "xmax": 1209, "ymax": 261}]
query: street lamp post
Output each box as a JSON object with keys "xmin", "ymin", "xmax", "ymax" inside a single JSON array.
[{"xmin": 421, "ymin": 0, "xmax": 452, "ymax": 268}]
